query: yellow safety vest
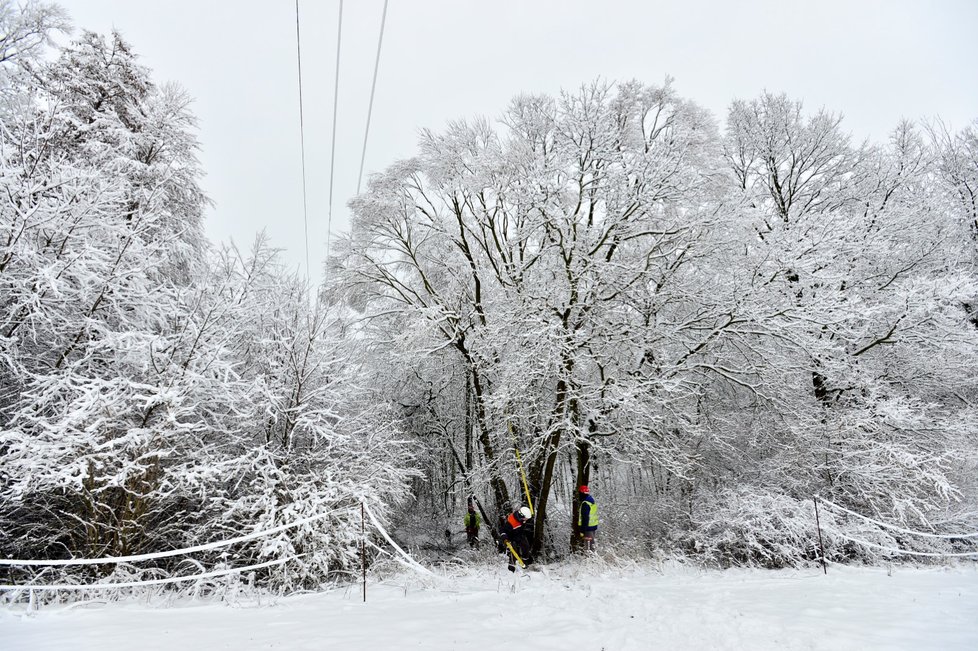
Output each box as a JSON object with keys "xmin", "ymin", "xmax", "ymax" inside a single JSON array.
[{"xmin": 578, "ymin": 499, "xmax": 598, "ymax": 528}]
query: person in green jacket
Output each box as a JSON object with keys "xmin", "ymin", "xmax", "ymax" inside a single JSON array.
[{"xmin": 464, "ymin": 499, "xmax": 481, "ymax": 548}]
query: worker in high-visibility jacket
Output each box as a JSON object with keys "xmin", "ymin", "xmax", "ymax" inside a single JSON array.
[
  {"xmin": 463, "ymin": 501, "xmax": 481, "ymax": 548},
  {"xmin": 578, "ymin": 485, "xmax": 598, "ymax": 552},
  {"xmin": 498, "ymin": 506, "xmax": 534, "ymax": 570}
]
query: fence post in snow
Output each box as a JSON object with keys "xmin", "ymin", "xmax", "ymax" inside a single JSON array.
[{"xmin": 814, "ymin": 496, "xmax": 827, "ymax": 574}]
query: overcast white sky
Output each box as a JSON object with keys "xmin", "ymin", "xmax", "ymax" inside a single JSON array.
[{"xmin": 59, "ymin": 0, "xmax": 978, "ymax": 280}]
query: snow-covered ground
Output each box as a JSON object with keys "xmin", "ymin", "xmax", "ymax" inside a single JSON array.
[{"xmin": 2, "ymin": 561, "xmax": 976, "ymax": 650}]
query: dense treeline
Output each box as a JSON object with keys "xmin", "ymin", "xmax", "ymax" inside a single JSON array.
[
  {"xmin": 334, "ymin": 80, "xmax": 978, "ymax": 564},
  {"xmin": 0, "ymin": 3, "xmax": 414, "ymax": 591},
  {"xmin": 1, "ymin": 2, "xmax": 976, "ymax": 595}
]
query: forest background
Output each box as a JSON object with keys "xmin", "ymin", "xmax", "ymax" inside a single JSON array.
[{"xmin": 1, "ymin": 1, "xmax": 976, "ymax": 592}]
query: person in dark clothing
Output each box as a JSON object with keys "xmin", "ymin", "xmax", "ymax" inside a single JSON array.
[
  {"xmin": 498, "ymin": 506, "xmax": 534, "ymax": 570},
  {"xmin": 578, "ymin": 485, "xmax": 598, "ymax": 552},
  {"xmin": 464, "ymin": 501, "xmax": 481, "ymax": 548}
]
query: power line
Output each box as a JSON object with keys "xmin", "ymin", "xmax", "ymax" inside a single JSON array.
[
  {"xmin": 356, "ymin": 0, "xmax": 389, "ymax": 196},
  {"xmin": 294, "ymin": 0, "xmax": 310, "ymax": 278},
  {"xmin": 325, "ymin": 0, "xmax": 344, "ymax": 267}
]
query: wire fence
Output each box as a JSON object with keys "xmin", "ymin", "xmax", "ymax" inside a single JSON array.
[
  {"xmin": 0, "ymin": 557, "xmax": 293, "ymax": 592},
  {"xmin": 816, "ymin": 496, "xmax": 978, "ymax": 540},
  {"xmin": 815, "ymin": 495, "xmax": 978, "ymax": 560},
  {"xmin": 1, "ymin": 503, "xmax": 437, "ymax": 595},
  {"xmin": 0, "ymin": 512, "xmax": 334, "ymax": 567}
]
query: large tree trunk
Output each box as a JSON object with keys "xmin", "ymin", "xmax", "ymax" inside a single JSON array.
[
  {"xmin": 531, "ymin": 430, "xmax": 562, "ymax": 557},
  {"xmin": 529, "ymin": 355, "xmax": 575, "ymax": 558},
  {"xmin": 571, "ymin": 439, "xmax": 591, "ymax": 552},
  {"xmin": 459, "ymin": 350, "xmax": 509, "ymax": 513},
  {"xmin": 464, "ymin": 370, "xmax": 473, "ymax": 469}
]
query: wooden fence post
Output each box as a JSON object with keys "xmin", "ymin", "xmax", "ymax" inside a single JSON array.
[
  {"xmin": 361, "ymin": 502, "xmax": 367, "ymax": 602},
  {"xmin": 814, "ymin": 496, "xmax": 827, "ymax": 575}
]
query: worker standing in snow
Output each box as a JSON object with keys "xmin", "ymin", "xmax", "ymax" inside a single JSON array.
[
  {"xmin": 464, "ymin": 499, "xmax": 481, "ymax": 548},
  {"xmin": 578, "ymin": 485, "xmax": 598, "ymax": 552},
  {"xmin": 498, "ymin": 506, "xmax": 534, "ymax": 570}
]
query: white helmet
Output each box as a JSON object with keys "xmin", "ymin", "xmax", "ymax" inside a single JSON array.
[{"xmin": 518, "ymin": 506, "xmax": 532, "ymax": 520}]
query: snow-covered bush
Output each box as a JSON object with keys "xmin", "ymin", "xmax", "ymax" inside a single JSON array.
[{"xmin": 682, "ymin": 489, "xmax": 819, "ymax": 568}]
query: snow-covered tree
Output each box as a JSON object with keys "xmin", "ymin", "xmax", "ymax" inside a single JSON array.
[
  {"xmin": 2, "ymin": 1, "xmax": 974, "ymax": 579},
  {"xmin": 335, "ymin": 80, "xmax": 735, "ymax": 555},
  {"xmin": 1, "ymin": 20, "xmax": 416, "ymax": 591},
  {"xmin": 337, "ymin": 84, "xmax": 978, "ymax": 565},
  {"xmin": 0, "ymin": 0, "xmax": 67, "ymax": 66}
]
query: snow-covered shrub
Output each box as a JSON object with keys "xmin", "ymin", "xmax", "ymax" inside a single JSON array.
[{"xmin": 683, "ymin": 489, "xmax": 820, "ymax": 568}]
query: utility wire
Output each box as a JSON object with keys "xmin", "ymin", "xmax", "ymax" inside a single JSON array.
[
  {"xmin": 294, "ymin": 0, "xmax": 310, "ymax": 278},
  {"xmin": 356, "ymin": 0, "xmax": 389, "ymax": 196},
  {"xmin": 325, "ymin": 0, "xmax": 344, "ymax": 267}
]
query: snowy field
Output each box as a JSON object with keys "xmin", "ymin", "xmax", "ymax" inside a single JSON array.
[{"xmin": 2, "ymin": 562, "xmax": 976, "ymax": 650}]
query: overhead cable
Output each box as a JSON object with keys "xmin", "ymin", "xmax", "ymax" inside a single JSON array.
[
  {"xmin": 295, "ymin": 0, "xmax": 311, "ymax": 277},
  {"xmin": 325, "ymin": 0, "xmax": 344, "ymax": 266},
  {"xmin": 356, "ymin": 0, "xmax": 389, "ymax": 196}
]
